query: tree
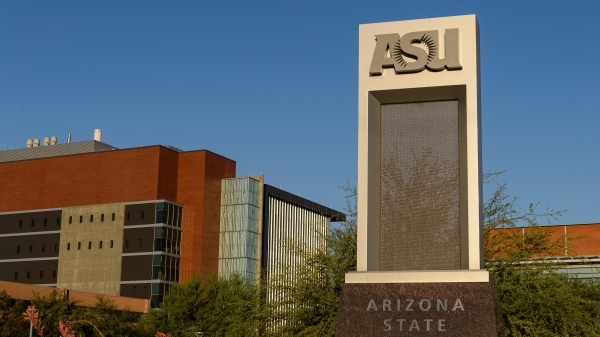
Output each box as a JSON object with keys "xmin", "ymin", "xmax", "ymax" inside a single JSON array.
[
  {"xmin": 0, "ymin": 290, "xmax": 29, "ymax": 337},
  {"xmin": 484, "ymin": 172, "xmax": 600, "ymax": 336},
  {"xmin": 264, "ymin": 180, "xmax": 357, "ymax": 336},
  {"xmin": 138, "ymin": 273, "xmax": 262, "ymax": 337}
]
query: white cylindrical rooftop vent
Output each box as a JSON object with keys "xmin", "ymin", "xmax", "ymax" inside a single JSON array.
[
  {"xmin": 67, "ymin": 134, "xmax": 71, "ymax": 143},
  {"xmin": 43, "ymin": 137, "xmax": 50, "ymax": 146},
  {"xmin": 50, "ymin": 136, "xmax": 57, "ymax": 145},
  {"xmin": 94, "ymin": 129, "xmax": 102, "ymax": 142},
  {"xmin": 26, "ymin": 139, "xmax": 33, "ymax": 148},
  {"xmin": 32, "ymin": 138, "xmax": 40, "ymax": 147}
]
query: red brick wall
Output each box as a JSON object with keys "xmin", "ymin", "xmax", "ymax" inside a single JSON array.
[
  {"xmin": 0, "ymin": 147, "xmax": 164, "ymax": 212},
  {"xmin": 0, "ymin": 147, "xmax": 236, "ymax": 283},
  {"xmin": 491, "ymin": 224, "xmax": 600, "ymax": 257},
  {"xmin": 177, "ymin": 151, "xmax": 236, "ymax": 281}
]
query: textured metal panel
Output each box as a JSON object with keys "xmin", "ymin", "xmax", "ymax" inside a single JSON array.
[
  {"xmin": 0, "ymin": 140, "xmax": 115, "ymax": 163},
  {"xmin": 380, "ymin": 101, "xmax": 460, "ymax": 270}
]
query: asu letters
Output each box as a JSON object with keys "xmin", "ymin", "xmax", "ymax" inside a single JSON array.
[{"xmin": 369, "ymin": 29, "xmax": 462, "ymax": 75}]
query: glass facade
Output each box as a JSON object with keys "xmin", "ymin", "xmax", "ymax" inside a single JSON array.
[
  {"xmin": 218, "ymin": 177, "xmax": 261, "ymax": 282},
  {"xmin": 151, "ymin": 201, "xmax": 182, "ymax": 307}
]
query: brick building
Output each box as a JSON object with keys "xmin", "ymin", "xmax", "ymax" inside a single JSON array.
[
  {"xmin": 492, "ymin": 223, "xmax": 600, "ymax": 281},
  {"xmin": 0, "ymin": 132, "xmax": 344, "ymax": 307},
  {"xmin": 0, "ymin": 135, "xmax": 235, "ymax": 307}
]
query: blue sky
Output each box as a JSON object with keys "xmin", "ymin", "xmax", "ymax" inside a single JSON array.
[{"xmin": 1, "ymin": 1, "xmax": 598, "ymax": 225}]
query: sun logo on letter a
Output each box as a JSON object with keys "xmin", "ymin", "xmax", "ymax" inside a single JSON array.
[{"xmin": 392, "ymin": 33, "xmax": 437, "ymax": 69}]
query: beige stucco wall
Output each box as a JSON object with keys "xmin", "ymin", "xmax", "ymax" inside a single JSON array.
[
  {"xmin": 57, "ymin": 203, "xmax": 125, "ymax": 295},
  {"xmin": 357, "ymin": 15, "xmax": 483, "ymax": 272}
]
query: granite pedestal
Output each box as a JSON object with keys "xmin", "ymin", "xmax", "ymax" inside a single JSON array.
[{"xmin": 335, "ymin": 282, "xmax": 502, "ymax": 336}]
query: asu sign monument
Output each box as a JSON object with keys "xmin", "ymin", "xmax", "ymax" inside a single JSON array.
[{"xmin": 335, "ymin": 15, "xmax": 502, "ymax": 336}]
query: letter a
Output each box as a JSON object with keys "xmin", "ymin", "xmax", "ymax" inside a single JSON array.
[
  {"xmin": 367, "ymin": 299, "xmax": 378, "ymax": 311},
  {"xmin": 452, "ymin": 299, "xmax": 464, "ymax": 311},
  {"xmin": 369, "ymin": 34, "xmax": 401, "ymax": 75}
]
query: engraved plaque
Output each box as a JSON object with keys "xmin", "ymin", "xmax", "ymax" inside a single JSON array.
[{"xmin": 380, "ymin": 101, "xmax": 460, "ymax": 270}]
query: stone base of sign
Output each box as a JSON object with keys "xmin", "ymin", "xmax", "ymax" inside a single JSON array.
[
  {"xmin": 335, "ymin": 281, "xmax": 503, "ymax": 336},
  {"xmin": 346, "ymin": 270, "xmax": 491, "ymax": 283}
]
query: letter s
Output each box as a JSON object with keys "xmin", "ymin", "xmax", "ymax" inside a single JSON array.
[{"xmin": 384, "ymin": 319, "xmax": 392, "ymax": 331}]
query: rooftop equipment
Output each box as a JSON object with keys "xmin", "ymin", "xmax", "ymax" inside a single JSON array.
[{"xmin": 94, "ymin": 129, "xmax": 102, "ymax": 142}]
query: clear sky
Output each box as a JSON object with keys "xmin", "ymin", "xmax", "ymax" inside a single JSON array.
[{"xmin": 1, "ymin": 1, "xmax": 598, "ymax": 225}]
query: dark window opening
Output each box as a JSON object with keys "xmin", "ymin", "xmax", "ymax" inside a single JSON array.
[
  {"xmin": 42, "ymin": 244, "xmax": 46, "ymax": 252},
  {"xmin": 14, "ymin": 272, "xmax": 18, "ymax": 280},
  {"xmin": 127, "ymin": 212, "xmax": 130, "ymax": 220},
  {"xmin": 101, "ymin": 214, "xmax": 105, "ymax": 222},
  {"xmin": 79, "ymin": 216, "xmax": 83, "ymax": 223},
  {"xmin": 55, "ymin": 244, "xmax": 58, "ymax": 252},
  {"xmin": 69, "ymin": 216, "xmax": 72, "ymax": 224},
  {"xmin": 57, "ymin": 217, "xmax": 61, "ymax": 225},
  {"xmin": 112, "ymin": 213, "xmax": 115, "ymax": 221},
  {"xmin": 125, "ymin": 240, "xmax": 129, "ymax": 248},
  {"xmin": 88, "ymin": 242, "xmax": 92, "ymax": 249},
  {"xmin": 110, "ymin": 240, "xmax": 114, "ymax": 248},
  {"xmin": 77, "ymin": 242, "xmax": 81, "ymax": 250},
  {"xmin": 31, "ymin": 219, "xmax": 35, "ymax": 227},
  {"xmin": 53, "ymin": 270, "xmax": 56, "ymax": 279},
  {"xmin": 27, "ymin": 272, "xmax": 30, "ymax": 279},
  {"xmin": 139, "ymin": 239, "xmax": 143, "ymax": 247},
  {"xmin": 67, "ymin": 243, "xmax": 71, "ymax": 250},
  {"xmin": 133, "ymin": 286, "xmax": 137, "ymax": 298},
  {"xmin": 17, "ymin": 246, "xmax": 20, "ymax": 254},
  {"xmin": 99, "ymin": 241, "xmax": 103, "ymax": 249},
  {"xmin": 90, "ymin": 215, "xmax": 94, "ymax": 223},
  {"xmin": 19, "ymin": 220, "xmax": 22, "ymax": 228},
  {"xmin": 39, "ymin": 271, "xmax": 43, "ymax": 279},
  {"xmin": 29, "ymin": 245, "xmax": 32, "ymax": 253},
  {"xmin": 141, "ymin": 211, "xmax": 145, "ymax": 220},
  {"xmin": 44, "ymin": 218, "xmax": 48, "ymax": 226}
]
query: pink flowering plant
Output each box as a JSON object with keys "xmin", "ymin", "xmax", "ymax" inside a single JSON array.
[
  {"xmin": 58, "ymin": 321, "xmax": 75, "ymax": 337},
  {"xmin": 23, "ymin": 305, "xmax": 45, "ymax": 336}
]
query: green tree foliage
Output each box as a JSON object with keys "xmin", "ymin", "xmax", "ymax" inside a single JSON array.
[
  {"xmin": 484, "ymin": 172, "xmax": 600, "ymax": 336},
  {"xmin": 69, "ymin": 296, "xmax": 142, "ymax": 336},
  {"xmin": 0, "ymin": 290, "xmax": 29, "ymax": 337},
  {"xmin": 138, "ymin": 273, "xmax": 262, "ymax": 337}
]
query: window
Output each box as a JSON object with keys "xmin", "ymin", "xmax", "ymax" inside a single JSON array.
[
  {"xmin": 79, "ymin": 216, "xmax": 83, "ymax": 223},
  {"xmin": 42, "ymin": 244, "xmax": 46, "ymax": 252},
  {"xmin": 67, "ymin": 243, "xmax": 71, "ymax": 250},
  {"xmin": 14, "ymin": 272, "xmax": 18, "ymax": 280},
  {"xmin": 29, "ymin": 245, "xmax": 32, "ymax": 253},
  {"xmin": 55, "ymin": 244, "xmax": 58, "ymax": 252},
  {"xmin": 19, "ymin": 220, "xmax": 22, "ymax": 228},
  {"xmin": 88, "ymin": 241, "xmax": 92, "ymax": 249},
  {"xmin": 31, "ymin": 219, "xmax": 35, "ymax": 227},
  {"xmin": 99, "ymin": 241, "xmax": 103, "ymax": 249},
  {"xmin": 133, "ymin": 286, "xmax": 137, "ymax": 298},
  {"xmin": 110, "ymin": 240, "xmax": 114, "ymax": 248},
  {"xmin": 53, "ymin": 270, "xmax": 56, "ymax": 279},
  {"xmin": 77, "ymin": 242, "xmax": 81, "ymax": 250},
  {"xmin": 141, "ymin": 211, "xmax": 145, "ymax": 220},
  {"xmin": 39, "ymin": 271, "xmax": 43, "ymax": 279},
  {"xmin": 125, "ymin": 240, "xmax": 129, "ymax": 248},
  {"xmin": 127, "ymin": 212, "xmax": 130, "ymax": 220},
  {"xmin": 69, "ymin": 216, "xmax": 72, "ymax": 224},
  {"xmin": 44, "ymin": 218, "xmax": 47, "ymax": 226},
  {"xmin": 27, "ymin": 272, "xmax": 30, "ymax": 279},
  {"xmin": 112, "ymin": 213, "xmax": 115, "ymax": 221},
  {"xmin": 139, "ymin": 239, "xmax": 143, "ymax": 247},
  {"xmin": 90, "ymin": 215, "xmax": 94, "ymax": 223},
  {"xmin": 101, "ymin": 214, "xmax": 105, "ymax": 222},
  {"xmin": 57, "ymin": 217, "xmax": 61, "ymax": 225}
]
